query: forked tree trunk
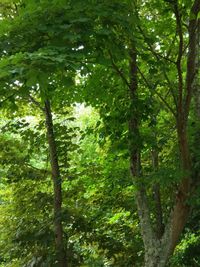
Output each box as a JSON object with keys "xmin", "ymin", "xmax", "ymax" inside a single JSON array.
[
  {"xmin": 128, "ymin": 1, "xmax": 199, "ymax": 264},
  {"xmin": 44, "ymin": 99, "xmax": 67, "ymax": 267},
  {"xmin": 129, "ymin": 47, "xmax": 173, "ymax": 267}
]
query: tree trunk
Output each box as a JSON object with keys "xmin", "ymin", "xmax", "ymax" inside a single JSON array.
[
  {"xmin": 44, "ymin": 99, "xmax": 67, "ymax": 267},
  {"xmin": 152, "ymin": 149, "xmax": 164, "ymax": 239},
  {"xmin": 124, "ymin": 3, "xmax": 200, "ymax": 266},
  {"xmin": 167, "ymin": 1, "xmax": 200, "ymax": 255},
  {"xmin": 193, "ymin": 19, "xmax": 200, "ymax": 184},
  {"xmin": 194, "ymin": 19, "xmax": 200, "ymax": 119},
  {"xmin": 129, "ymin": 47, "xmax": 173, "ymax": 267}
]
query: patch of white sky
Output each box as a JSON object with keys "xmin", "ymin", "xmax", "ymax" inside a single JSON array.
[
  {"xmin": 75, "ymin": 68, "xmax": 91, "ymax": 85},
  {"xmin": 14, "ymin": 80, "xmax": 22, "ymax": 86},
  {"xmin": 73, "ymin": 103, "xmax": 98, "ymax": 130},
  {"xmin": 74, "ymin": 103, "xmax": 93, "ymax": 119},
  {"xmin": 155, "ymin": 41, "xmax": 161, "ymax": 51},
  {"xmin": 72, "ymin": 45, "xmax": 84, "ymax": 51}
]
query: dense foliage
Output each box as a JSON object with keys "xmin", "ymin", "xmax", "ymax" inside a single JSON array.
[{"xmin": 0, "ymin": 0, "xmax": 200, "ymax": 266}]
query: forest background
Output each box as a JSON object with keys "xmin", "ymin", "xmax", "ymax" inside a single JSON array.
[{"xmin": 0, "ymin": 0, "xmax": 200, "ymax": 266}]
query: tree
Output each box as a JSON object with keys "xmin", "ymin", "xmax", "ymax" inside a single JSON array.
[
  {"xmin": 0, "ymin": 0, "xmax": 200, "ymax": 266},
  {"xmin": 81, "ymin": 0, "xmax": 200, "ymax": 265},
  {"xmin": 0, "ymin": 1, "xmax": 95, "ymax": 265},
  {"xmin": 128, "ymin": 1, "xmax": 200, "ymax": 266}
]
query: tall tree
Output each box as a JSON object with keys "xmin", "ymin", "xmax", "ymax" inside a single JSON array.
[
  {"xmin": 1, "ymin": 0, "xmax": 200, "ymax": 266},
  {"xmin": 44, "ymin": 99, "xmax": 67, "ymax": 267},
  {"xmin": 122, "ymin": 1, "xmax": 200, "ymax": 266},
  {"xmin": 82, "ymin": 0, "xmax": 200, "ymax": 265}
]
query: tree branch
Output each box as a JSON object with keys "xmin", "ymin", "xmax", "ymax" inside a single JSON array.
[
  {"xmin": 25, "ymin": 163, "xmax": 51, "ymax": 174},
  {"xmin": 108, "ymin": 50, "xmax": 131, "ymax": 89},
  {"xmin": 28, "ymin": 95, "xmax": 45, "ymax": 112},
  {"xmin": 0, "ymin": 93, "xmax": 16, "ymax": 106},
  {"xmin": 137, "ymin": 25, "xmax": 178, "ymax": 108},
  {"xmin": 184, "ymin": 0, "xmax": 200, "ymax": 119},
  {"xmin": 173, "ymin": 1, "xmax": 184, "ymax": 118},
  {"xmin": 146, "ymin": 47, "xmax": 176, "ymax": 64},
  {"xmin": 138, "ymin": 67, "xmax": 177, "ymax": 117}
]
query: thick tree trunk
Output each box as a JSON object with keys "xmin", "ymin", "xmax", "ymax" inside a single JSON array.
[
  {"xmin": 44, "ymin": 99, "xmax": 67, "ymax": 267},
  {"xmin": 129, "ymin": 48, "xmax": 169, "ymax": 267},
  {"xmin": 166, "ymin": 123, "xmax": 191, "ymax": 256},
  {"xmin": 168, "ymin": 1, "xmax": 200, "ymax": 256},
  {"xmin": 126, "ymin": 3, "xmax": 200, "ymax": 266}
]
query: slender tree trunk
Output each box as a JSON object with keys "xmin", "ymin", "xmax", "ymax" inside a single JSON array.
[
  {"xmin": 152, "ymin": 149, "xmax": 164, "ymax": 239},
  {"xmin": 44, "ymin": 99, "xmax": 67, "ymax": 267},
  {"xmin": 194, "ymin": 20, "xmax": 200, "ymax": 119},
  {"xmin": 193, "ymin": 20, "xmax": 200, "ymax": 183}
]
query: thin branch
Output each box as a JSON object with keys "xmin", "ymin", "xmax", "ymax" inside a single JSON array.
[
  {"xmin": 138, "ymin": 67, "xmax": 177, "ymax": 118},
  {"xmin": 0, "ymin": 93, "xmax": 16, "ymax": 106},
  {"xmin": 174, "ymin": 1, "xmax": 184, "ymax": 116},
  {"xmin": 137, "ymin": 25, "xmax": 178, "ymax": 108},
  {"xmin": 146, "ymin": 47, "xmax": 176, "ymax": 64},
  {"xmin": 28, "ymin": 95, "xmax": 45, "ymax": 112},
  {"xmin": 25, "ymin": 163, "xmax": 51, "ymax": 174},
  {"xmin": 167, "ymin": 32, "xmax": 177, "ymax": 58},
  {"xmin": 108, "ymin": 50, "xmax": 131, "ymax": 89}
]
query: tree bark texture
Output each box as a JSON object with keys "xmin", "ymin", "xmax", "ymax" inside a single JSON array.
[
  {"xmin": 129, "ymin": 47, "xmax": 165, "ymax": 266},
  {"xmin": 129, "ymin": 47, "xmax": 172, "ymax": 267},
  {"xmin": 193, "ymin": 19, "xmax": 200, "ymax": 185},
  {"xmin": 194, "ymin": 19, "xmax": 200, "ymax": 118},
  {"xmin": 169, "ymin": 0, "xmax": 200, "ymax": 255},
  {"xmin": 152, "ymin": 150, "xmax": 164, "ymax": 239},
  {"xmin": 44, "ymin": 99, "xmax": 67, "ymax": 267}
]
